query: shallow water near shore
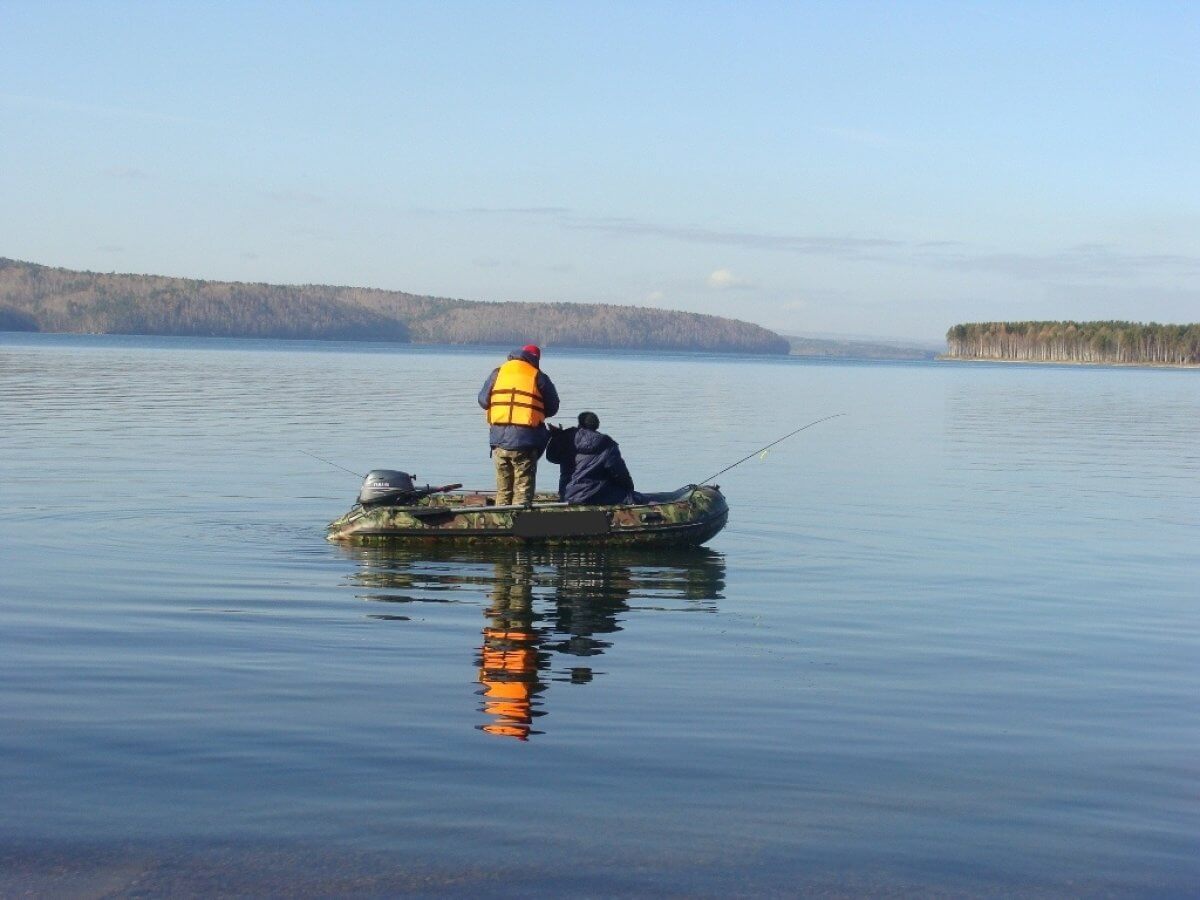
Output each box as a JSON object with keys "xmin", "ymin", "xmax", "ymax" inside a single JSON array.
[{"xmin": 2, "ymin": 333, "xmax": 1198, "ymax": 896}]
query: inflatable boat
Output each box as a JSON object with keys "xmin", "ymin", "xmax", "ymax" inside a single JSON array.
[{"xmin": 326, "ymin": 470, "xmax": 728, "ymax": 547}]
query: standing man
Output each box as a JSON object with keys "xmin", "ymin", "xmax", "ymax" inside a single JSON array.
[{"xmin": 478, "ymin": 344, "xmax": 560, "ymax": 506}]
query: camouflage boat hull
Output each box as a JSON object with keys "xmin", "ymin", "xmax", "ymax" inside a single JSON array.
[{"xmin": 327, "ymin": 485, "xmax": 728, "ymax": 548}]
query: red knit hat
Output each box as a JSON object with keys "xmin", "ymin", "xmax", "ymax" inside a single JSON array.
[{"xmin": 522, "ymin": 344, "xmax": 541, "ymax": 359}]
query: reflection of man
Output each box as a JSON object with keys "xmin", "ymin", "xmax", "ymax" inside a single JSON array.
[
  {"xmin": 477, "ymin": 556, "xmax": 545, "ymax": 740},
  {"xmin": 478, "ymin": 345, "xmax": 560, "ymax": 507},
  {"xmin": 543, "ymin": 550, "xmax": 633, "ymax": 682}
]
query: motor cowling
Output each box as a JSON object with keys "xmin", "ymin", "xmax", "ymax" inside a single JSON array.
[{"xmin": 358, "ymin": 469, "xmax": 417, "ymax": 507}]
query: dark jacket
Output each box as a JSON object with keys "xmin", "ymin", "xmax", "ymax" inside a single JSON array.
[
  {"xmin": 478, "ymin": 350, "xmax": 560, "ymax": 452},
  {"xmin": 546, "ymin": 425, "xmax": 634, "ymax": 505}
]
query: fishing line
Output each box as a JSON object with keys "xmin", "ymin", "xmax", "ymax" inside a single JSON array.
[
  {"xmin": 698, "ymin": 414, "xmax": 845, "ymax": 484},
  {"xmin": 300, "ymin": 449, "xmax": 364, "ymax": 479}
]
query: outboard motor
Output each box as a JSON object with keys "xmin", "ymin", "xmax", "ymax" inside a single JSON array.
[{"xmin": 358, "ymin": 469, "xmax": 417, "ymax": 507}]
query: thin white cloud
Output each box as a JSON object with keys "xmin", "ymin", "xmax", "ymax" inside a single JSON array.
[
  {"xmin": 261, "ymin": 189, "xmax": 329, "ymax": 206},
  {"xmin": 927, "ymin": 243, "xmax": 1200, "ymax": 280},
  {"xmin": 463, "ymin": 206, "xmax": 572, "ymax": 216},
  {"xmin": 101, "ymin": 166, "xmax": 149, "ymax": 180},
  {"xmin": 440, "ymin": 206, "xmax": 901, "ymax": 260},
  {"xmin": 429, "ymin": 205, "xmax": 1200, "ymax": 283},
  {"xmin": 574, "ymin": 216, "xmax": 901, "ymax": 260},
  {"xmin": 0, "ymin": 91, "xmax": 207, "ymax": 126},
  {"xmin": 815, "ymin": 125, "xmax": 911, "ymax": 149},
  {"xmin": 707, "ymin": 268, "xmax": 754, "ymax": 290}
]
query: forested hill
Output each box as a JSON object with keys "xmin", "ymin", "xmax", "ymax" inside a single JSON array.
[
  {"xmin": 0, "ymin": 258, "xmax": 790, "ymax": 354},
  {"xmin": 944, "ymin": 321, "xmax": 1200, "ymax": 366}
]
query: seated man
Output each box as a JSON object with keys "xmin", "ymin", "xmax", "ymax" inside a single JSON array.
[{"xmin": 546, "ymin": 411, "xmax": 635, "ymax": 505}]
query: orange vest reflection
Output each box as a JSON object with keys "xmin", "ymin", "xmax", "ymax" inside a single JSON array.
[
  {"xmin": 471, "ymin": 550, "xmax": 723, "ymax": 740},
  {"xmin": 477, "ymin": 560, "xmax": 545, "ymax": 740}
]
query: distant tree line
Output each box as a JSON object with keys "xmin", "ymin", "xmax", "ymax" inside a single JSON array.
[
  {"xmin": 944, "ymin": 321, "xmax": 1200, "ymax": 366},
  {"xmin": 0, "ymin": 258, "xmax": 789, "ymax": 354},
  {"xmin": 0, "ymin": 259, "xmax": 408, "ymax": 341},
  {"xmin": 787, "ymin": 335, "xmax": 936, "ymax": 360}
]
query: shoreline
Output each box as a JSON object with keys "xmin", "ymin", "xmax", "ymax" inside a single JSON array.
[{"xmin": 937, "ymin": 355, "xmax": 1199, "ymax": 370}]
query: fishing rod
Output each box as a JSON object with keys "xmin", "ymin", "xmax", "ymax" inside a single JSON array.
[
  {"xmin": 699, "ymin": 413, "xmax": 845, "ymax": 485},
  {"xmin": 300, "ymin": 449, "xmax": 364, "ymax": 479}
]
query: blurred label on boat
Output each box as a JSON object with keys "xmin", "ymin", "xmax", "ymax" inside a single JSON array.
[{"xmin": 512, "ymin": 509, "xmax": 610, "ymax": 538}]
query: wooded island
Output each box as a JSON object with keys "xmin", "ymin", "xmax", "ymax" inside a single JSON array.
[
  {"xmin": 944, "ymin": 321, "xmax": 1200, "ymax": 366},
  {"xmin": 0, "ymin": 258, "xmax": 789, "ymax": 355}
]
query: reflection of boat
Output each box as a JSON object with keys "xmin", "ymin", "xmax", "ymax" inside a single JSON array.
[
  {"xmin": 335, "ymin": 545, "xmax": 726, "ymax": 740},
  {"xmin": 327, "ymin": 484, "xmax": 729, "ymax": 548},
  {"xmin": 337, "ymin": 545, "xmax": 727, "ymax": 610}
]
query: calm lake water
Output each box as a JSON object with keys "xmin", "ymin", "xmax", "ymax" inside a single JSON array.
[{"xmin": 1, "ymin": 333, "xmax": 1197, "ymax": 896}]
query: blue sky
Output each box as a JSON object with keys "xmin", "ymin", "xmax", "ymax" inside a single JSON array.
[{"xmin": 2, "ymin": 1, "xmax": 1196, "ymax": 341}]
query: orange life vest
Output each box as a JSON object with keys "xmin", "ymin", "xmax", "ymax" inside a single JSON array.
[{"xmin": 487, "ymin": 359, "xmax": 545, "ymax": 426}]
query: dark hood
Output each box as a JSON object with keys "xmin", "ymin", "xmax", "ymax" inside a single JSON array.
[{"xmin": 574, "ymin": 427, "xmax": 613, "ymax": 455}]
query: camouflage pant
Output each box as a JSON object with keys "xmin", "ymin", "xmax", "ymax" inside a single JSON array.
[{"xmin": 492, "ymin": 447, "xmax": 538, "ymax": 506}]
